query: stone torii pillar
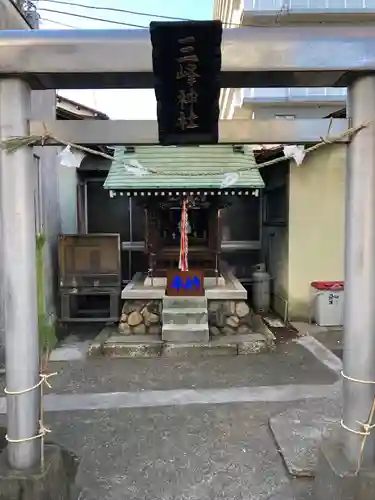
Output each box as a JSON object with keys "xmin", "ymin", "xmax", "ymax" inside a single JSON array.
[
  {"xmin": 0, "ymin": 79, "xmax": 40, "ymax": 469},
  {"xmin": 314, "ymin": 76, "xmax": 375, "ymax": 498}
]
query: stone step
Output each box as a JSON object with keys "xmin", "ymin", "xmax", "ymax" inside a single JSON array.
[
  {"xmin": 163, "ymin": 339, "xmax": 237, "ymax": 357},
  {"xmin": 103, "ymin": 335, "xmax": 163, "ymax": 358},
  {"xmin": 105, "ymin": 335, "xmax": 162, "ymax": 344},
  {"xmin": 163, "ymin": 296, "xmax": 207, "ymax": 309},
  {"xmin": 162, "ymin": 307, "xmax": 208, "ymax": 325},
  {"xmin": 162, "ymin": 323, "xmax": 209, "ymax": 343}
]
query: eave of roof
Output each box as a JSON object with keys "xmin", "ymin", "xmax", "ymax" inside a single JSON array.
[
  {"xmin": 104, "ymin": 145, "xmax": 265, "ymax": 190},
  {"xmin": 56, "ymin": 95, "xmax": 109, "ymax": 120}
]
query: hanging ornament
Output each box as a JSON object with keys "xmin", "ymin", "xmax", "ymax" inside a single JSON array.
[
  {"xmin": 178, "ymin": 199, "xmax": 189, "ymax": 272},
  {"xmin": 58, "ymin": 145, "xmax": 81, "ymax": 168},
  {"xmin": 220, "ymin": 172, "xmax": 239, "ymax": 188},
  {"xmin": 283, "ymin": 145, "xmax": 306, "ymax": 166}
]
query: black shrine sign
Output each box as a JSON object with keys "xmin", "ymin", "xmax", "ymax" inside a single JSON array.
[{"xmin": 150, "ymin": 20, "xmax": 222, "ymax": 146}]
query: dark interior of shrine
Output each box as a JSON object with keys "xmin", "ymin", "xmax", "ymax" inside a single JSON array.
[
  {"xmin": 143, "ymin": 194, "xmax": 222, "ymax": 277},
  {"xmin": 82, "ymin": 178, "xmax": 261, "ymax": 286},
  {"xmin": 159, "ymin": 206, "xmax": 210, "ymax": 245}
]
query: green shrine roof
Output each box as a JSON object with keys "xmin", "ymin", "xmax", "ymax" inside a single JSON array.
[{"xmin": 103, "ymin": 145, "xmax": 264, "ymax": 191}]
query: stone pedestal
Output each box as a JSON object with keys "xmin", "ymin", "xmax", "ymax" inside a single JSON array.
[
  {"xmin": 118, "ymin": 299, "xmax": 162, "ymax": 336},
  {"xmin": 208, "ymin": 300, "xmax": 252, "ymax": 337},
  {"xmin": 0, "ymin": 444, "xmax": 78, "ymax": 500},
  {"xmin": 314, "ymin": 432, "xmax": 375, "ymax": 500}
]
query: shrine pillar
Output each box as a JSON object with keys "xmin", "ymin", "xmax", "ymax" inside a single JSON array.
[
  {"xmin": 0, "ymin": 79, "xmax": 40, "ymax": 469},
  {"xmin": 314, "ymin": 75, "xmax": 375, "ymax": 497},
  {"xmin": 342, "ymin": 75, "xmax": 375, "ymax": 465}
]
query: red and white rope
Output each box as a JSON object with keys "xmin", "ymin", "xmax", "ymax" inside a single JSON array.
[{"xmin": 178, "ymin": 199, "xmax": 188, "ymax": 271}]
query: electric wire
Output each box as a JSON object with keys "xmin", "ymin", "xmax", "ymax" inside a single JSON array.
[
  {"xmin": 39, "ymin": 8, "xmax": 149, "ymax": 28},
  {"xmin": 40, "ymin": 17, "xmax": 78, "ymax": 28},
  {"xmin": 39, "ymin": 0, "xmax": 290, "ymax": 28},
  {"xmin": 40, "ymin": 0, "xmax": 189, "ymax": 21}
]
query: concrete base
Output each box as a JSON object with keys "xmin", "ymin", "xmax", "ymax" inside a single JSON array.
[
  {"xmin": 99, "ymin": 333, "xmax": 270, "ymax": 358},
  {"xmin": 104, "ymin": 335, "xmax": 163, "ymax": 358},
  {"xmin": 122, "ymin": 271, "xmax": 247, "ymax": 300},
  {"xmin": 87, "ymin": 326, "xmax": 112, "ymax": 357},
  {"xmin": 0, "ymin": 444, "xmax": 78, "ymax": 500},
  {"xmin": 314, "ymin": 434, "xmax": 375, "ymax": 500}
]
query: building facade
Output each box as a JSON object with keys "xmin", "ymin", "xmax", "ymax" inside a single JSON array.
[
  {"xmin": 214, "ymin": 0, "xmax": 375, "ymax": 119},
  {"xmin": 0, "ymin": 2, "xmax": 103, "ymax": 354},
  {"xmin": 0, "ymin": 0, "xmax": 39, "ymax": 29},
  {"xmin": 212, "ymin": 2, "xmax": 357, "ymax": 321},
  {"xmin": 259, "ymin": 142, "xmax": 345, "ymax": 322}
]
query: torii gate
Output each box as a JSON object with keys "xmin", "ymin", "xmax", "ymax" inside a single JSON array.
[{"xmin": 0, "ymin": 24, "xmax": 374, "ymax": 493}]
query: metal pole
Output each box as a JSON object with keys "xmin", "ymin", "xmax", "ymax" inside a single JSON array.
[
  {"xmin": 129, "ymin": 196, "xmax": 133, "ymax": 280},
  {"xmin": 0, "ymin": 79, "xmax": 40, "ymax": 469},
  {"xmin": 342, "ymin": 75, "xmax": 375, "ymax": 465}
]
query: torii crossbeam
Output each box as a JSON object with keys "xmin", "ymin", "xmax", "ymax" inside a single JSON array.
[
  {"xmin": 0, "ymin": 26, "xmax": 375, "ymax": 89},
  {"xmin": 0, "ymin": 26, "xmax": 374, "ymax": 498}
]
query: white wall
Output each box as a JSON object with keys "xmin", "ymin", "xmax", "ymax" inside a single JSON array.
[
  {"xmin": 58, "ymin": 166, "xmax": 78, "ymax": 234},
  {"xmin": 287, "ymin": 144, "xmax": 346, "ymax": 319}
]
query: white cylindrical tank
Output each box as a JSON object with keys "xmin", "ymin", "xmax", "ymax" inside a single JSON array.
[{"xmin": 252, "ymin": 263, "xmax": 271, "ymax": 313}]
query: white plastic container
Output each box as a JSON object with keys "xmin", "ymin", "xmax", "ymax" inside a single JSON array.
[{"xmin": 310, "ymin": 281, "xmax": 344, "ymax": 327}]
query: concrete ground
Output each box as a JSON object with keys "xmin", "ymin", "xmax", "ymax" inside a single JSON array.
[
  {"xmin": 291, "ymin": 322, "xmax": 343, "ymax": 359},
  {"xmin": 39, "ymin": 341, "xmax": 337, "ymax": 395},
  {"xmin": 0, "ymin": 328, "xmax": 343, "ymax": 499}
]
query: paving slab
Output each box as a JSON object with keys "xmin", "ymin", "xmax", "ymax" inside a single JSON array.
[
  {"xmin": 295, "ymin": 328, "xmax": 344, "ymax": 362},
  {"xmin": 267, "ymin": 479, "xmax": 314, "ymax": 500},
  {"xmin": 269, "ymin": 396, "xmax": 342, "ymax": 477},
  {"xmin": 0, "ymin": 400, "xmax": 322, "ymax": 500},
  {"xmin": 310, "ymin": 329, "xmax": 343, "ymax": 355},
  {"xmin": 9, "ymin": 341, "xmax": 339, "ymax": 395},
  {"xmin": 295, "ymin": 336, "xmax": 342, "ymax": 375},
  {"xmin": 39, "ymin": 403, "xmax": 294, "ymax": 500},
  {"xmin": 49, "ymin": 339, "xmax": 92, "ymax": 362}
]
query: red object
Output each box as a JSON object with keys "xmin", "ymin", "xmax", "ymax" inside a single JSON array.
[
  {"xmin": 311, "ymin": 281, "xmax": 344, "ymax": 291},
  {"xmin": 178, "ymin": 199, "xmax": 188, "ymax": 271}
]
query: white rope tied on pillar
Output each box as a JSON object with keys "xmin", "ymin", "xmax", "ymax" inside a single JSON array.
[
  {"xmin": 4, "ymin": 372, "xmax": 56, "ymax": 396},
  {"xmin": 4, "ymin": 372, "xmax": 57, "ymax": 469},
  {"xmin": 340, "ymin": 370, "xmax": 375, "ymax": 474}
]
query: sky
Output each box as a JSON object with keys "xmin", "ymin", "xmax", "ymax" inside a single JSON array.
[{"xmin": 38, "ymin": 0, "xmax": 214, "ymax": 119}]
